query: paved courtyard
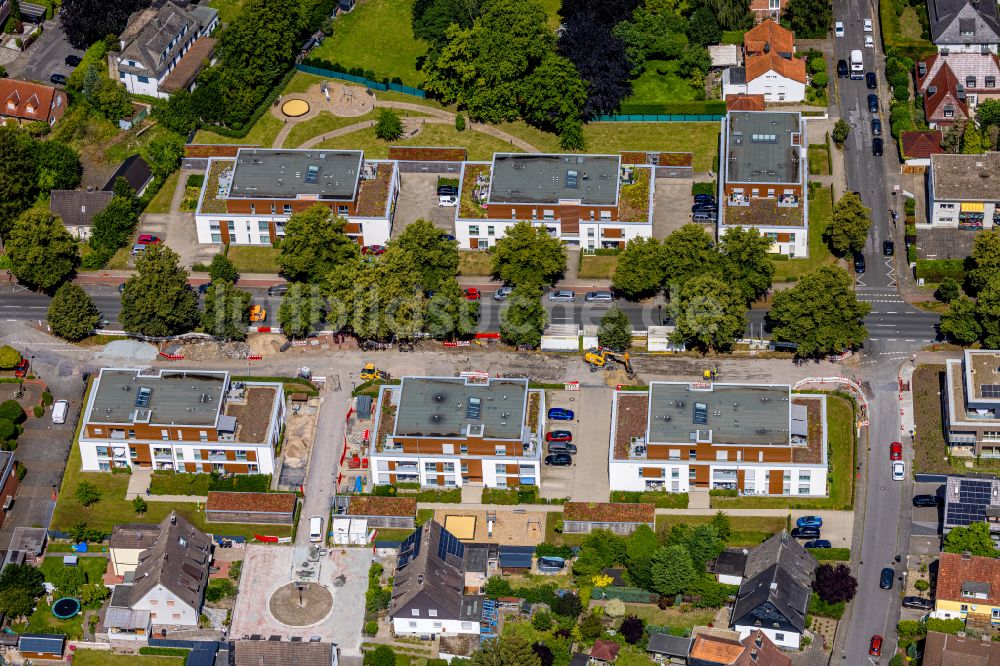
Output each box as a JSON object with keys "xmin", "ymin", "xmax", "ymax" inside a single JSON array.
[{"xmin": 230, "ymin": 544, "xmax": 368, "ymax": 655}]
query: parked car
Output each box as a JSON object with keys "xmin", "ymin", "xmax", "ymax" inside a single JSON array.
[
  {"xmin": 544, "ymin": 453, "xmax": 573, "ymax": 466},
  {"xmin": 118, "ymin": 283, "xmax": 126, "ymax": 294},
  {"xmin": 50, "ymin": 73, "xmax": 67, "ymax": 85},
  {"xmin": 804, "ymin": 540, "xmax": 832, "ymax": 549},
  {"xmin": 868, "ymin": 93, "xmax": 879, "ymax": 113},
  {"xmin": 463, "ymin": 288, "xmax": 481, "ymax": 300},
  {"xmin": 545, "ymin": 430, "xmax": 573, "ymax": 442},
  {"xmin": 837, "ymin": 59, "xmax": 849, "ymax": 78},
  {"xmin": 437, "ymin": 185, "xmax": 459, "ymax": 196},
  {"xmin": 130, "ymin": 243, "xmax": 146, "ymax": 256},
  {"xmin": 872, "ymin": 118, "xmax": 882, "ymax": 136},
  {"xmin": 892, "ymin": 460, "xmax": 905, "ymax": 481},
  {"xmin": 890, "ymin": 441, "xmax": 902, "ymax": 460},
  {"xmin": 854, "ymin": 254, "xmax": 866, "ymax": 273},
  {"xmin": 902, "ymin": 596, "xmax": 933, "ymax": 610},
  {"xmin": 796, "ymin": 516, "xmax": 823, "ymax": 528},
  {"xmin": 790, "ymin": 526, "xmax": 821, "ymax": 539},
  {"xmin": 869, "ymin": 635, "xmax": 882, "ymax": 657},
  {"xmin": 865, "ymin": 34, "xmax": 875, "ymax": 48},
  {"xmin": 548, "ymin": 407, "xmax": 575, "ymax": 420},
  {"xmin": 547, "ymin": 442, "xmax": 578, "ymax": 455},
  {"xmin": 361, "ymin": 245, "xmax": 386, "ymax": 256},
  {"xmin": 51, "ymin": 400, "xmax": 68, "ymax": 425},
  {"xmin": 873, "ymin": 137, "xmax": 884, "ymax": 157},
  {"xmin": 693, "ymin": 194, "xmax": 715, "ymax": 203},
  {"xmin": 835, "ymin": 21, "xmax": 845, "ymax": 37},
  {"xmin": 197, "ymin": 283, "xmax": 211, "ymax": 295},
  {"xmin": 548, "ymin": 290, "xmax": 575, "ymax": 302},
  {"xmin": 913, "ymin": 494, "xmax": 940, "ymax": 507},
  {"xmin": 692, "ymin": 211, "xmax": 716, "ymax": 223},
  {"xmin": 137, "ymin": 234, "xmax": 161, "ymax": 245},
  {"xmin": 866, "ymin": 72, "xmax": 877, "ymax": 89},
  {"xmin": 493, "ymin": 286, "xmax": 513, "ymax": 301},
  {"xmin": 585, "ymin": 290, "xmax": 613, "ymax": 302},
  {"xmin": 438, "ymin": 195, "xmax": 458, "ymax": 207},
  {"xmin": 65, "ymin": 55, "xmax": 82, "ymax": 67},
  {"xmin": 880, "ymin": 567, "xmax": 895, "ymax": 589},
  {"xmin": 13, "ymin": 358, "xmax": 28, "ymax": 379},
  {"xmin": 883, "ymin": 240, "xmax": 894, "ymax": 256},
  {"xmin": 267, "ymin": 284, "xmax": 289, "ymax": 297},
  {"xmin": 864, "ymin": 18, "xmax": 873, "ymax": 31}
]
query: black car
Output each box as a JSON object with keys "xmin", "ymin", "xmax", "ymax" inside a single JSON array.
[
  {"xmin": 868, "ymin": 93, "xmax": 879, "ymax": 113},
  {"xmin": 880, "ymin": 567, "xmax": 895, "ymax": 590},
  {"xmin": 872, "ymin": 137, "xmax": 884, "ymax": 157},
  {"xmin": 837, "ymin": 59, "xmax": 849, "ymax": 78},
  {"xmin": 692, "ymin": 203, "xmax": 717, "ymax": 213},
  {"xmin": 790, "ymin": 526, "xmax": 820, "ymax": 539},
  {"xmin": 694, "ymin": 194, "xmax": 715, "ymax": 203},
  {"xmin": 197, "ymin": 283, "xmax": 211, "ymax": 295},
  {"xmin": 117, "ymin": 283, "xmax": 126, "ymax": 294},
  {"xmin": 872, "ymin": 118, "xmax": 882, "ymax": 136},
  {"xmin": 267, "ymin": 284, "xmax": 289, "ymax": 297},
  {"xmin": 437, "ymin": 185, "xmax": 458, "ymax": 196},
  {"xmin": 50, "ymin": 73, "xmax": 67, "ymax": 86},
  {"xmin": 912, "ymin": 494, "xmax": 941, "ymax": 507},
  {"xmin": 854, "ymin": 254, "xmax": 866, "ymax": 273},
  {"xmin": 883, "ymin": 240, "xmax": 895, "ymax": 256},
  {"xmin": 866, "ymin": 72, "xmax": 877, "ymax": 89},
  {"xmin": 544, "ymin": 453, "xmax": 572, "ymax": 466},
  {"xmin": 65, "ymin": 55, "xmax": 82, "ymax": 67},
  {"xmin": 902, "ymin": 596, "xmax": 933, "ymax": 610}
]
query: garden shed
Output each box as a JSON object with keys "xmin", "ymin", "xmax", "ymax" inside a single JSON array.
[
  {"xmin": 498, "ymin": 545, "xmax": 534, "ymax": 573},
  {"xmin": 205, "ymin": 492, "xmax": 297, "ymax": 525}
]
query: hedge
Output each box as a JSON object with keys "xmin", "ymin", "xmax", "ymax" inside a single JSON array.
[
  {"xmin": 807, "ymin": 547, "xmax": 851, "ymax": 561},
  {"xmin": 199, "ymin": 67, "xmax": 297, "ymax": 138},
  {"xmin": 915, "ymin": 258, "xmax": 967, "ymax": 282},
  {"xmin": 139, "ymin": 647, "xmax": 190, "ymax": 656},
  {"xmin": 231, "ymin": 375, "xmax": 319, "ymax": 396},
  {"xmin": 617, "ymin": 100, "xmax": 727, "ymax": 116},
  {"xmin": 609, "ymin": 490, "xmax": 689, "ymax": 509}
]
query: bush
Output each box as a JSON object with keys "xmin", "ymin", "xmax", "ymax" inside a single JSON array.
[
  {"xmin": 139, "ymin": 648, "xmax": 190, "ymax": 657},
  {"xmin": 131, "ymin": 497, "xmax": 148, "ymax": 515},
  {"xmin": 205, "ymin": 579, "xmax": 236, "ymax": 602},
  {"xmin": 692, "ymin": 182, "xmax": 715, "ymax": 197},
  {"xmin": 364, "ymin": 620, "xmax": 379, "ymax": 635},
  {"xmin": 605, "ymin": 598, "xmax": 626, "ymax": 617},
  {"xmin": 896, "ymin": 619, "xmax": 925, "ymax": 638},
  {"xmin": 915, "ymin": 259, "xmax": 966, "ymax": 282},
  {"xmin": 0, "ymin": 400, "xmax": 24, "ymax": 424},
  {"xmin": 455, "ymin": 114, "xmax": 465, "ymax": 131},
  {"xmin": 0, "ymin": 347, "xmax": 19, "ymax": 370},
  {"xmin": 914, "ymin": 579, "xmax": 930, "ymax": 591},
  {"xmin": 708, "ymin": 488, "xmax": 738, "ymax": 497},
  {"xmin": 609, "ymin": 490, "xmax": 688, "ymax": 508},
  {"xmin": 229, "ymin": 560, "xmax": 242, "ymax": 582},
  {"xmin": 808, "ymin": 592, "xmax": 845, "ymax": 619},
  {"xmin": 186, "ymin": 174, "xmax": 205, "ymax": 188},
  {"xmin": 41, "ymin": 391, "xmax": 52, "ymax": 406},
  {"xmin": 208, "ymin": 474, "xmax": 271, "ymax": 492},
  {"xmin": 32, "ymin": 405, "xmax": 42, "ymax": 419},
  {"xmin": 535, "ymin": 543, "xmax": 573, "ymax": 559},
  {"xmin": 14, "ymin": 461, "xmax": 25, "ymax": 480},
  {"xmin": 364, "ymin": 645, "xmax": 396, "ymax": 666},
  {"xmin": 616, "ymin": 100, "xmax": 727, "ymax": 115},
  {"xmin": 552, "ymin": 592, "xmax": 582, "ymax": 617}
]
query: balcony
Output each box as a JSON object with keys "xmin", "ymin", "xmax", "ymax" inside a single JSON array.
[
  {"xmin": 777, "ymin": 194, "xmax": 800, "ymax": 208},
  {"xmin": 713, "ymin": 470, "xmax": 739, "ymax": 481}
]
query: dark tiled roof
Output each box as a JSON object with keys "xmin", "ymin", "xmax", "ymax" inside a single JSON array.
[
  {"xmin": 206, "ymin": 492, "xmax": 297, "ymax": 514},
  {"xmin": 103, "ymin": 154, "xmax": 153, "ymax": 194},
  {"xmin": 923, "ymin": 630, "xmax": 1000, "ymax": 666},
  {"xmin": 231, "ymin": 640, "xmax": 334, "ymax": 666},
  {"xmin": 129, "ymin": 512, "xmax": 212, "ymax": 611},
  {"xmin": 731, "ymin": 531, "xmax": 816, "ymax": 634},
  {"xmin": 711, "ymin": 549, "xmax": 749, "ymax": 577},
  {"xmin": 930, "ymin": 0, "xmax": 1000, "ymax": 45},
  {"xmin": 110, "ymin": 523, "xmax": 162, "ymax": 551},
  {"xmin": 391, "ymin": 521, "xmax": 466, "ymax": 621},
  {"xmin": 49, "ymin": 190, "xmax": 113, "ymax": 228},
  {"xmin": 647, "ymin": 633, "xmax": 691, "ymax": 657}
]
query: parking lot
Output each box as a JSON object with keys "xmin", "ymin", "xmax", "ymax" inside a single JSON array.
[
  {"xmin": 8, "ymin": 19, "xmax": 84, "ymax": 84},
  {"xmin": 539, "ymin": 388, "xmax": 610, "ymax": 502},
  {"xmin": 653, "ymin": 178, "xmax": 713, "ymax": 238},
  {"xmin": 391, "ymin": 173, "xmax": 457, "ymax": 238},
  {"xmin": 910, "ymin": 480, "xmax": 944, "ymax": 555}
]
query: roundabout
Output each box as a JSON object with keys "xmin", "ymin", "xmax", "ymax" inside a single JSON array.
[{"xmin": 267, "ymin": 582, "xmax": 334, "ymax": 627}]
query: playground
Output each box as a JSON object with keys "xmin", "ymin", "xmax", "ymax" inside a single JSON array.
[
  {"xmin": 274, "ymin": 82, "xmax": 375, "ymax": 125},
  {"xmin": 433, "ymin": 509, "xmax": 546, "ymax": 546}
]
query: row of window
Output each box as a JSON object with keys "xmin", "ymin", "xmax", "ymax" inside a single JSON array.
[
  {"xmin": 94, "ymin": 426, "xmax": 214, "ymax": 442},
  {"xmin": 661, "ymin": 449, "xmax": 781, "ymax": 463},
  {"xmin": 247, "ymin": 203, "xmax": 350, "ymax": 216},
  {"xmin": 96, "ymin": 445, "xmax": 251, "ymax": 462}
]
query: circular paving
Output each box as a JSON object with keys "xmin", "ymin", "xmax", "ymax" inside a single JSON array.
[
  {"xmin": 268, "ymin": 582, "xmax": 333, "ymax": 627},
  {"xmin": 281, "ymin": 99, "xmax": 310, "ymax": 117}
]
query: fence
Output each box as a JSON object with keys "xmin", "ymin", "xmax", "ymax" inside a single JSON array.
[
  {"xmin": 593, "ymin": 114, "xmax": 724, "ymax": 122},
  {"xmin": 296, "ymin": 64, "xmax": 426, "ymax": 98}
]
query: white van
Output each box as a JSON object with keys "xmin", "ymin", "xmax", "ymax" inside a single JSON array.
[
  {"xmin": 309, "ymin": 515, "xmax": 324, "ymax": 543},
  {"xmin": 51, "ymin": 400, "xmax": 68, "ymax": 425}
]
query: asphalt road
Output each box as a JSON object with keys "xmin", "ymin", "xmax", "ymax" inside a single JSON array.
[{"xmin": 8, "ymin": 17, "xmax": 83, "ymax": 84}]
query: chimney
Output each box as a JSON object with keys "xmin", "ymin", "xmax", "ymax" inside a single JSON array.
[
  {"xmin": 170, "ymin": 514, "xmax": 177, "ymax": 525},
  {"xmin": 769, "ymin": 581, "xmax": 778, "ymax": 591},
  {"xmin": 963, "ymin": 551, "xmax": 973, "ymax": 560},
  {"xmin": 417, "ymin": 574, "xmax": 424, "ymax": 584},
  {"xmin": 755, "ymin": 631, "xmax": 763, "ymax": 648}
]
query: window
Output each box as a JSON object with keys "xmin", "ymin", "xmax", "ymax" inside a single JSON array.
[
  {"xmin": 460, "ymin": 444, "xmax": 468, "ymax": 454},
  {"xmin": 97, "ymin": 447, "xmax": 109, "ymax": 457},
  {"xmin": 968, "ymin": 76, "xmax": 977, "ymax": 87},
  {"xmin": 941, "ymin": 203, "xmax": 956, "ymax": 210},
  {"xmin": 119, "ymin": 72, "xmax": 125, "ymax": 79},
  {"xmin": 161, "ymin": 430, "xmax": 170, "ymax": 441},
  {"xmin": 799, "ymin": 485, "xmax": 810, "ymax": 495},
  {"xmin": 130, "ymin": 447, "xmax": 138, "ymax": 459},
  {"xmin": 469, "ymin": 225, "xmax": 479, "ymax": 235},
  {"xmin": 93, "ymin": 428, "xmax": 103, "ymax": 435},
  {"xmin": 689, "ymin": 450, "xmax": 697, "ymax": 461},
  {"xmin": 227, "ymin": 221, "xmax": 236, "ymax": 232},
  {"xmin": 669, "ymin": 449, "xmax": 680, "ymax": 460},
  {"xmin": 495, "ymin": 445, "xmax": 506, "ymax": 456},
  {"xmin": 235, "ymin": 451, "xmax": 247, "ymax": 461},
  {"xmin": 689, "ymin": 468, "xmax": 696, "ymax": 479},
  {"xmin": 338, "ymin": 206, "xmax": 349, "ymax": 215},
  {"xmin": 944, "ymin": 106, "xmax": 955, "ymax": 118},
  {"xmin": 166, "ymin": 600, "xmax": 175, "ymax": 607},
  {"xmin": 511, "ymin": 210, "xmax": 517, "ymax": 220},
  {"xmin": 137, "ymin": 76, "xmax": 149, "ymax": 83},
  {"xmin": 495, "ymin": 463, "xmax": 507, "ymax": 474},
  {"xmin": 600, "ymin": 211, "xmax": 612, "ymax": 221},
  {"xmin": 258, "ymin": 221, "xmax": 269, "ymax": 231},
  {"xmin": 543, "ymin": 210, "xmax": 555, "ymax": 220},
  {"xmin": 283, "ymin": 204, "xmax": 292, "ymax": 214},
  {"xmin": 671, "ymin": 468, "xmax": 679, "ymax": 478},
  {"xmin": 409, "ymin": 621, "xmax": 417, "ymax": 628},
  {"xmin": 259, "ymin": 235, "xmax": 270, "ymax": 244},
  {"xmin": 411, "ymin": 609, "xmax": 419, "ymax": 616},
  {"xmin": 442, "ymin": 463, "xmax": 454, "ymax": 472},
  {"xmin": 176, "ymin": 450, "xmax": 184, "ymax": 460},
  {"xmin": 716, "ymin": 451, "xmax": 728, "ymax": 461},
  {"xmin": 200, "ymin": 431, "xmax": 208, "ymax": 442},
  {"xmin": 487, "ymin": 226, "xmax": 495, "ymax": 236},
  {"xmin": 211, "ymin": 233, "xmax": 222, "ymax": 243},
  {"xmin": 425, "ymin": 462, "xmax": 437, "ymax": 471},
  {"xmin": 775, "ymin": 633, "xmax": 785, "ymax": 641},
  {"xmin": 150, "ymin": 599, "xmax": 159, "ymax": 606},
  {"xmin": 987, "ymin": 76, "xmax": 996, "ymax": 88},
  {"xmin": 428, "ymin": 609, "xmax": 438, "ymax": 617},
  {"xmin": 462, "ymin": 622, "xmax": 474, "ymax": 630}
]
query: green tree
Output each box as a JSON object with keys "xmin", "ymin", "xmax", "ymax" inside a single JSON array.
[
  {"xmin": 277, "ymin": 205, "xmax": 358, "ymax": 283},
  {"xmin": 90, "ymin": 195, "xmax": 139, "ymax": 253},
  {"xmin": 393, "ymin": 218, "xmax": 459, "ymax": 292},
  {"xmin": 717, "ymin": 227, "xmax": 774, "ymax": 304},
  {"xmin": 364, "ymin": 645, "xmax": 396, "ymax": 666},
  {"xmin": 0, "ymin": 347, "xmax": 20, "ymax": 370},
  {"xmin": 278, "ymin": 283, "xmax": 326, "ymax": 339},
  {"xmin": 963, "ymin": 123, "xmax": 985, "ymax": 154},
  {"xmin": 710, "ymin": 511, "xmax": 733, "ymax": 542},
  {"xmin": 977, "ymin": 98, "xmax": 1000, "ymax": 130},
  {"xmin": 614, "ymin": 1, "xmax": 690, "ymax": 76},
  {"xmin": 625, "ymin": 524, "xmax": 658, "ymax": 590},
  {"xmin": 424, "ymin": 278, "xmax": 479, "ymax": 340},
  {"xmin": 93, "ymin": 78, "xmax": 132, "ymax": 121},
  {"xmin": 660, "ymin": 224, "xmax": 717, "ymax": 290},
  {"xmin": 0, "ymin": 586, "xmax": 37, "ymax": 619},
  {"xmin": 967, "ymin": 228, "xmax": 1000, "ymax": 293},
  {"xmin": 936, "ymin": 277, "xmax": 961, "ymax": 303},
  {"xmin": 687, "ymin": 6, "xmax": 721, "ymax": 46},
  {"xmin": 671, "ymin": 274, "xmax": 747, "ymax": 352},
  {"xmin": 120, "ymin": 245, "xmax": 199, "ymax": 336},
  {"xmin": 374, "ymin": 109, "xmax": 403, "ymax": 141},
  {"xmin": 208, "ymin": 253, "xmax": 239, "ymax": 283},
  {"xmin": 6, "ymin": 209, "xmax": 79, "ymax": 291},
  {"xmin": 649, "ymin": 545, "xmax": 695, "ymax": 596},
  {"xmin": 768, "ymin": 266, "xmax": 870, "ymax": 356},
  {"xmin": 559, "ymin": 119, "xmax": 586, "ymax": 151},
  {"xmin": 520, "ymin": 53, "xmax": 588, "ymax": 133},
  {"xmin": 35, "ymin": 140, "xmax": 82, "ymax": 191},
  {"xmin": 977, "ymin": 275, "xmax": 1000, "ymax": 348},
  {"xmin": 47, "ymin": 282, "xmax": 101, "ymax": 341},
  {"xmin": 682, "ymin": 524, "xmax": 723, "ymax": 571},
  {"xmin": 141, "ymin": 132, "xmax": 184, "ymax": 182},
  {"xmin": 80, "ymin": 583, "xmax": 110, "ymax": 606},
  {"xmin": 132, "ymin": 496, "xmax": 148, "ymax": 514},
  {"xmin": 200, "ymin": 281, "xmax": 252, "ymax": 341},
  {"xmin": 52, "ymin": 566, "xmax": 86, "ymax": 595},
  {"xmin": 597, "ymin": 306, "xmax": 632, "ymax": 352},
  {"xmin": 612, "ymin": 236, "xmax": 663, "ymax": 299},
  {"xmin": 471, "ymin": 635, "xmax": 542, "ymax": 666},
  {"xmin": 0, "ymin": 400, "xmax": 24, "ymax": 423},
  {"xmin": 703, "ymin": 0, "xmax": 754, "ymax": 30},
  {"xmin": 578, "ymin": 611, "xmax": 603, "ymax": 640},
  {"xmin": 783, "ymin": 0, "xmax": 831, "ymax": 38},
  {"xmin": 943, "ymin": 521, "xmax": 996, "ymax": 557},
  {"xmin": 491, "ymin": 222, "xmax": 566, "ymax": 287},
  {"xmin": 500, "ymin": 284, "xmax": 547, "ymax": 348},
  {"xmin": 0, "ymin": 562, "xmax": 43, "ymax": 595},
  {"xmin": 832, "ymin": 119, "xmax": 850, "ymax": 145},
  {"xmin": 0, "ymin": 126, "xmax": 38, "ymax": 239},
  {"xmin": 939, "ymin": 296, "xmax": 981, "ymax": 345},
  {"xmin": 75, "ymin": 481, "xmax": 101, "ymax": 506},
  {"xmin": 827, "ymin": 192, "xmax": 871, "ymax": 255}
]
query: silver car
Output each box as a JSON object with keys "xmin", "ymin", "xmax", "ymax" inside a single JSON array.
[
  {"xmin": 549, "ymin": 290, "xmax": 576, "ymax": 302},
  {"xmin": 585, "ymin": 290, "xmax": 613, "ymax": 303},
  {"xmin": 493, "ymin": 286, "xmax": 513, "ymax": 301}
]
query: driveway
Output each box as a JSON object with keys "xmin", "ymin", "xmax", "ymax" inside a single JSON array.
[
  {"xmin": 8, "ymin": 17, "xmax": 84, "ymax": 84},
  {"xmin": 539, "ymin": 388, "xmax": 610, "ymax": 502},
  {"xmin": 391, "ymin": 173, "xmax": 456, "ymax": 238},
  {"xmin": 652, "ymin": 178, "xmax": 697, "ymax": 239},
  {"xmin": 142, "ymin": 212, "xmax": 216, "ymax": 269}
]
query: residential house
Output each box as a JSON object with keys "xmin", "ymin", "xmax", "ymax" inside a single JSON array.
[
  {"xmin": 718, "ymin": 111, "xmax": 809, "ymax": 257},
  {"xmin": 49, "ymin": 190, "xmax": 114, "ymax": 240},
  {"xmin": 116, "ymin": 0, "xmax": 219, "ymax": 98},
  {"xmin": 646, "ymin": 633, "xmax": 692, "ymax": 663},
  {"xmin": 943, "ymin": 350, "xmax": 1000, "ymax": 453},
  {"xmin": 0, "ymin": 78, "xmax": 66, "ymax": 126},
  {"xmin": 590, "ymin": 640, "xmax": 620, "ymax": 664},
  {"xmin": 110, "ymin": 523, "xmax": 162, "ymax": 578},
  {"xmin": 942, "ymin": 475, "xmax": 1000, "ymax": 541},
  {"xmin": 104, "ymin": 155, "xmax": 154, "ymax": 197},
  {"xmin": 369, "ymin": 376, "xmax": 545, "ymax": 489},
  {"xmin": 933, "ymin": 551, "xmax": 1000, "ymax": 632},
  {"xmin": 916, "ymin": 52, "xmax": 1000, "ymax": 126},
  {"xmin": 0, "ymin": 451, "xmax": 18, "ymax": 531},
  {"xmin": 607, "ymin": 382, "xmax": 827, "ymax": 496},
  {"xmin": 106, "ymin": 512, "xmax": 211, "ymax": 629},
  {"xmin": 5, "ymin": 527, "xmax": 46, "ymax": 567},
  {"xmin": 900, "ymin": 130, "xmax": 945, "ymax": 170},
  {"xmin": 928, "ymin": 0, "xmax": 1000, "ymax": 53},
  {"xmin": 689, "ymin": 626, "xmax": 791, "ymax": 664},
  {"xmin": 195, "ymin": 148, "xmax": 399, "ymax": 248},
  {"xmin": 722, "ymin": 21, "xmax": 806, "ymax": 103},
  {"xmin": 389, "ymin": 521, "xmax": 483, "ymax": 636},
  {"xmin": 923, "ymin": 630, "xmax": 1000, "ymax": 665},
  {"xmin": 925, "ymin": 153, "xmax": 1000, "ymax": 230},
  {"xmin": 730, "ymin": 531, "xmax": 818, "ymax": 649},
  {"xmin": 749, "ymin": 0, "xmax": 783, "ymax": 22},
  {"xmin": 78, "ymin": 368, "xmax": 286, "ymax": 475},
  {"xmin": 231, "ymin": 639, "xmax": 337, "ymax": 666},
  {"xmin": 455, "ymin": 153, "xmax": 656, "ymax": 251},
  {"xmin": 561, "ymin": 502, "xmax": 655, "ymax": 535}
]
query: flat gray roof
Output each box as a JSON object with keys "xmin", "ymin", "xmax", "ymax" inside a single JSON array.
[
  {"xmin": 647, "ymin": 382, "xmax": 791, "ymax": 446},
  {"xmin": 393, "ymin": 377, "xmax": 528, "ymax": 441},
  {"xmin": 488, "ymin": 154, "xmax": 620, "ymax": 206},
  {"xmin": 725, "ymin": 112, "xmax": 803, "ymax": 186},
  {"xmin": 88, "ymin": 369, "xmax": 226, "ymax": 426},
  {"xmin": 931, "ymin": 153, "xmax": 1000, "ymax": 201},
  {"xmin": 228, "ymin": 148, "xmax": 363, "ymax": 200}
]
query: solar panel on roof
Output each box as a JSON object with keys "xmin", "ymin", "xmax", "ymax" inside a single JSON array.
[
  {"xmin": 946, "ymin": 479, "xmax": 996, "ymax": 527},
  {"xmin": 437, "ymin": 528, "xmax": 464, "ymax": 561},
  {"xmin": 467, "ymin": 397, "xmax": 481, "ymax": 420},
  {"xmin": 983, "ymin": 384, "xmax": 1000, "ymax": 398},
  {"xmin": 398, "ymin": 525, "xmax": 423, "ymax": 567},
  {"xmin": 305, "ymin": 165, "xmax": 319, "ymax": 184}
]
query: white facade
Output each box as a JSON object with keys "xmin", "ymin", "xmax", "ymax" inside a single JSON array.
[
  {"xmin": 929, "ymin": 199, "xmax": 1000, "ymax": 228},
  {"xmin": 370, "ymin": 455, "xmax": 541, "ymax": 488},
  {"xmin": 607, "ymin": 459, "xmax": 827, "ymax": 494},
  {"xmin": 454, "ymin": 217, "xmax": 652, "ymax": 251},
  {"xmin": 938, "ymin": 42, "xmax": 998, "ymax": 54},
  {"xmin": 733, "ymin": 625, "xmax": 800, "ymax": 650},
  {"xmin": 132, "ymin": 583, "xmax": 200, "ymax": 626},
  {"xmin": 717, "ymin": 220, "xmax": 809, "ymax": 257},
  {"xmin": 722, "ymin": 69, "xmax": 806, "ymax": 102},
  {"xmin": 111, "ymin": 547, "xmax": 145, "ymax": 577},
  {"xmin": 392, "ymin": 617, "xmax": 478, "ymax": 637}
]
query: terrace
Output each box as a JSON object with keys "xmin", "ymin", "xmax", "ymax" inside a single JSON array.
[
  {"xmin": 724, "ymin": 198, "xmax": 804, "ymax": 227},
  {"xmin": 355, "ymin": 162, "xmax": 393, "ymax": 217},
  {"xmin": 613, "ymin": 393, "xmax": 650, "ymax": 460},
  {"xmin": 199, "ymin": 159, "xmax": 235, "ymax": 215},
  {"xmin": 618, "ymin": 166, "xmax": 651, "ymax": 223},
  {"xmin": 223, "ymin": 387, "xmax": 278, "ymax": 444},
  {"xmin": 375, "ymin": 388, "xmax": 397, "ymax": 453},
  {"xmin": 790, "ymin": 397, "xmax": 825, "ymax": 464},
  {"xmin": 460, "ymin": 164, "xmax": 490, "ymax": 219}
]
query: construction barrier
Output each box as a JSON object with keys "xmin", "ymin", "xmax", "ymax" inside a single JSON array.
[
  {"xmin": 159, "ymin": 352, "xmax": 184, "ymax": 360},
  {"xmin": 254, "ymin": 534, "xmax": 279, "ymax": 543}
]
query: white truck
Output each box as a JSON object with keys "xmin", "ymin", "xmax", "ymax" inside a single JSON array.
[{"xmin": 850, "ymin": 49, "xmax": 864, "ymax": 79}]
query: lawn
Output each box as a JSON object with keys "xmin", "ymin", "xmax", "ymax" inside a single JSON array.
[
  {"xmin": 286, "ymin": 111, "xmax": 377, "ymax": 148},
  {"xmin": 584, "ymin": 122, "xmax": 720, "ymax": 172},
  {"xmin": 209, "ymin": 0, "xmax": 244, "ymax": 23},
  {"xmin": 144, "ymin": 170, "xmax": 179, "ymax": 214},
  {"xmin": 544, "ymin": 512, "xmax": 588, "ymax": 546},
  {"xmin": 912, "ymin": 364, "xmax": 954, "ymax": 474},
  {"xmin": 149, "ymin": 471, "xmax": 211, "ymax": 496},
  {"xmin": 227, "ymin": 245, "xmax": 281, "ymax": 273},
  {"xmin": 655, "ymin": 514, "xmax": 786, "ymax": 547},
  {"xmin": 579, "ymin": 255, "xmax": 617, "ymax": 280},
  {"xmin": 317, "ymin": 122, "xmax": 520, "ymax": 160},
  {"xmin": 626, "ymin": 60, "xmax": 700, "ymax": 105},
  {"xmin": 772, "ymin": 184, "xmax": 836, "ymax": 282},
  {"xmin": 808, "ymin": 145, "xmax": 830, "ymax": 176},
  {"xmin": 103, "ymin": 247, "xmax": 132, "ymax": 270},
  {"xmin": 608, "ymin": 602, "xmax": 716, "ymax": 631},
  {"xmin": 309, "ymin": 0, "xmax": 427, "ymax": 86},
  {"xmin": 40, "ymin": 554, "xmax": 109, "ymax": 585},
  {"xmin": 15, "ymin": 597, "xmax": 87, "ymax": 639},
  {"xmin": 899, "ymin": 7, "xmax": 924, "ymax": 40},
  {"xmin": 711, "ymin": 393, "xmax": 856, "ymax": 510},
  {"xmin": 72, "ymin": 650, "xmax": 185, "ymax": 666},
  {"xmin": 193, "ymin": 112, "xmax": 284, "ymax": 147},
  {"xmin": 458, "ymin": 250, "xmax": 493, "ymax": 276}
]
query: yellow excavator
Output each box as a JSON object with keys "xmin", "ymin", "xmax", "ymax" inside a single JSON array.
[
  {"xmin": 360, "ymin": 363, "xmax": 391, "ymax": 381},
  {"xmin": 584, "ymin": 348, "xmax": 636, "ymax": 379}
]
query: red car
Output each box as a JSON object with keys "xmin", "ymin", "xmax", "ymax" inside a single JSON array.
[
  {"xmin": 463, "ymin": 288, "xmax": 481, "ymax": 301},
  {"xmin": 545, "ymin": 430, "xmax": 572, "ymax": 443},
  {"xmin": 136, "ymin": 234, "xmax": 161, "ymax": 245},
  {"xmin": 13, "ymin": 358, "xmax": 28, "ymax": 378},
  {"xmin": 890, "ymin": 441, "xmax": 902, "ymax": 461},
  {"xmin": 361, "ymin": 245, "xmax": 386, "ymax": 256},
  {"xmin": 869, "ymin": 635, "xmax": 882, "ymax": 656}
]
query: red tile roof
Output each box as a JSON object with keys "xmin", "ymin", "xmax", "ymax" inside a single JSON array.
[
  {"xmin": 923, "ymin": 631, "xmax": 1000, "ymax": 666},
  {"xmin": 744, "ymin": 19, "xmax": 795, "ymax": 56},
  {"xmin": 347, "ymin": 495, "xmax": 417, "ymax": 517},
  {"xmin": 206, "ymin": 492, "xmax": 297, "ymax": 514},
  {"xmin": 901, "ymin": 130, "xmax": 944, "ymax": 160},
  {"xmin": 726, "ymin": 94, "xmax": 766, "ymax": 111},
  {"xmin": 921, "ymin": 62, "xmax": 969, "ymax": 125},
  {"xmin": 590, "ymin": 640, "xmax": 620, "ymax": 662},
  {"xmin": 563, "ymin": 502, "xmax": 655, "ymax": 524},
  {"xmin": 690, "ymin": 634, "xmax": 746, "ymax": 663},
  {"xmin": 689, "ymin": 630, "xmax": 790, "ymax": 665},
  {"xmin": 745, "ymin": 52, "xmax": 807, "ymax": 84},
  {"xmin": 936, "ymin": 552, "xmax": 1000, "ymax": 607},
  {"xmin": 0, "ymin": 78, "xmax": 64, "ymax": 124}
]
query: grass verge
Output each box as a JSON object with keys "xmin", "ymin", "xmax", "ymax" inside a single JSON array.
[
  {"xmin": 144, "ymin": 170, "xmax": 179, "ymax": 214},
  {"xmin": 226, "ymin": 245, "xmax": 281, "ymax": 273},
  {"xmin": 772, "ymin": 184, "xmax": 836, "ymax": 282},
  {"xmin": 656, "ymin": 514, "xmax": 786, "ymax": 547},
  {"xmin": 458, "ymin": 250, "xmax": 492, "ymax": 276},
  {"xmin": 71, "ymin": 651, "xmax": 185, "ymax": 666},
  {"xmin": 579, "ymin": 255, "xmax": 617, "ymax": 280},
  {"xmin": 316, "ymin": 122, "xmax": 520, "ymax": 160}
]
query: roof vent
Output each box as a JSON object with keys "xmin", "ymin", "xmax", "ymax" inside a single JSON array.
[
  {"xmin": 963, "ymin": 550, "xmax": 973, "ymax": 559},
  {"xmin": 769, "ymin": 581, "xmax": 778, "ymax": 591}
]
